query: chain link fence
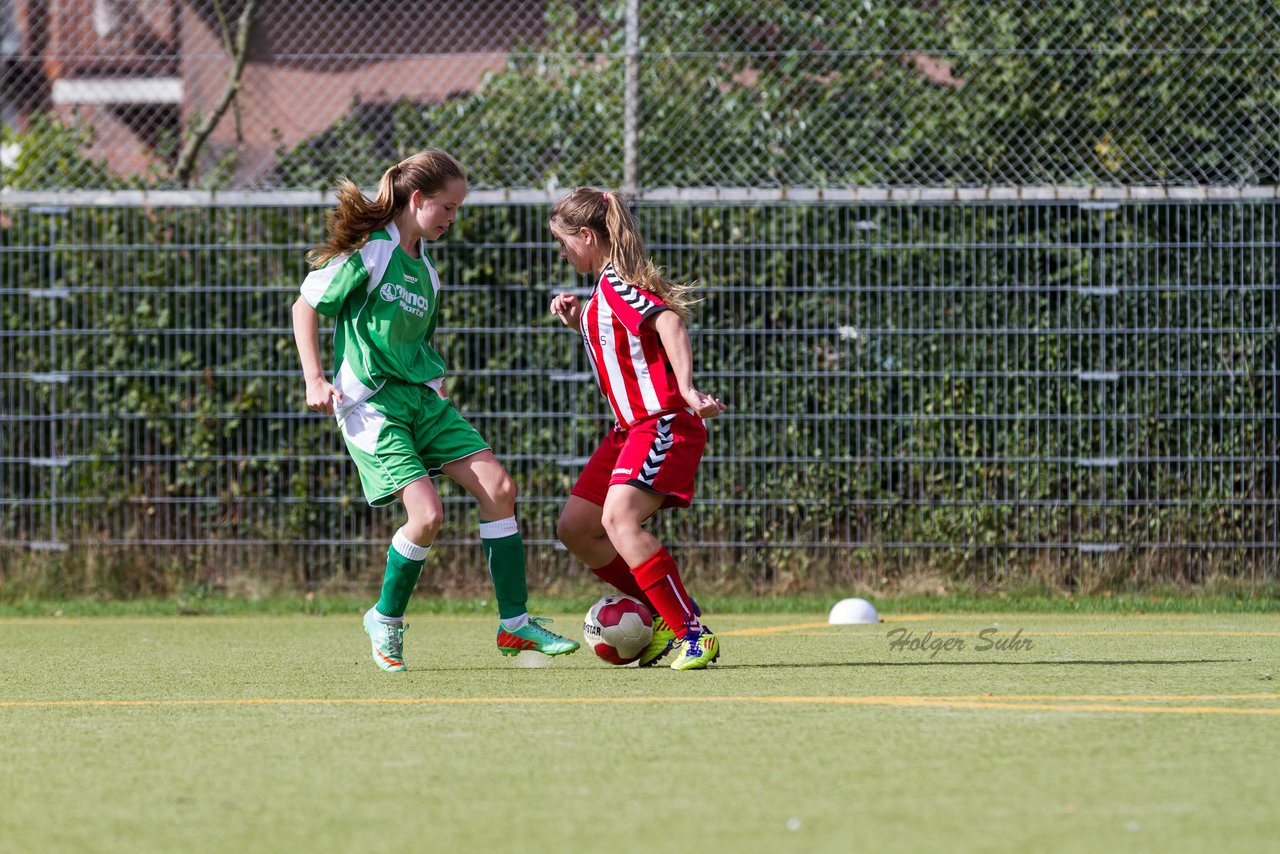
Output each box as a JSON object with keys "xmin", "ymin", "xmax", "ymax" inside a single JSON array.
[
  {"xmin": 3, "ymin": 197, "xmax": 1277, "ymax": 592},
  {"xmin": 2, "ymin": 2, "xmax": 1278, "ymax": 594},
  {"xmin": 3, "ymin": 1, "xmax": 1278, "ymax": 191}
]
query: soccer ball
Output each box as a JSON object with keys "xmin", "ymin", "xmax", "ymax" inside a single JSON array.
[{"xmin": 583, "ymin": 593, "xmax": 654, "ymax": 665}]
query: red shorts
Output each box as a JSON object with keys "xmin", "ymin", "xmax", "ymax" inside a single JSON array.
[{"xmin": 571, "ymin": 410, "xmax": 707, "ymax": 509}]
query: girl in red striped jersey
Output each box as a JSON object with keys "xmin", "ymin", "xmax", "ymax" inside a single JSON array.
[{"xmin": 548, "ymin": 187, "xmax": 726, "ymax": 670}]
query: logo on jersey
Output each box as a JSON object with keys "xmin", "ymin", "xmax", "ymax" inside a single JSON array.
[{"xmin": 380, "ymin": 282, "xmax": 429, "ymax": 318}]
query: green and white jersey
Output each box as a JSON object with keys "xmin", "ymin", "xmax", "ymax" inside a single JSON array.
[{"xmin": 300, "ymin": 221, "xmax": 446, "ymax": 413}]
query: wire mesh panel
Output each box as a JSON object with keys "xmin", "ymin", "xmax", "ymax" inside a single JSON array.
[
  {"xmin": 3, "ymin": 1, "xmax": 1278, "ymax": 190},
  {"xmin": 1, "ymin": 197, "xmax": 1276, "ymax": 591}
]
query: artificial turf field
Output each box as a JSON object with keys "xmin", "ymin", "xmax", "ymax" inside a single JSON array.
[{"xmin": 2, "ymin": 609, "xmax": 1277, "ymax": 853}]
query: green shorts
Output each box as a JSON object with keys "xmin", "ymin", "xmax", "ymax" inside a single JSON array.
[{"xmin": 337, "ymin": 381, "xmax": 490, "ymax": 507}]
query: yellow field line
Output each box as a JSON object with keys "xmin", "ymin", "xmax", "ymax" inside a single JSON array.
[
  {"xmin": 1012, "ymin": 630, "xmax": 1280, "ymax": 637},
  {"xmin": 787, "ymin": 629, "xmax": 1280, "ymax": 638},
  {"xmin": 906, "ymin": 701, "xmax": 1280, "ymax": 715},
  {"xmin": 719, "ymin": 622, "xmax": 833, "ymax": 636},
  {"xmin": 946, "ymin": 694, "xmax": 1280, "ymax": 701},
  {"xmin": 3, "ymin": 694, "xmax": 1278, "ymax": 714},
  {"xmin": 889, "ymin": 613, "xmax": 1279, "ymax": 621},
  {"xmin": 724, "ymin": 621, "xmax": 1280, "ymax": 638}
]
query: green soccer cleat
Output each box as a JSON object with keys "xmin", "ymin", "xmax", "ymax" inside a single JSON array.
[
  {"xmin": 639, "ymin": 614, "xmax": 678, "ymax": 667},
  {"xmin": 669, "ymin": 628, "xmax": 720, "ymax": 670},
  {"xmin": 496, "ymin": 616, "xmax": 581, "ymax": 657},
  {"xmin": 363, "ymin": 608, "xmax": 408, "ymax": 672}
]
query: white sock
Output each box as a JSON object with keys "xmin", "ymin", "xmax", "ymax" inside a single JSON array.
[
  {"xmin": 479, "ymin": 517, "xmax": 519, "ymax": 539},
  {"xmin": 392, "ymin": 527, "xmax": 431, "ymax": 560},
  {"xmin": 368, "ymin": 607, "xmax": 403, "ymax": 626},
  {"xmin": 500, "ymin": 613, "xmax": 529, "ymax": 632}
]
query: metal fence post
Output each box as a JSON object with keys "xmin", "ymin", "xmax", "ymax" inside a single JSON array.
[{"xmin": 623, "ymin": 0, "xmax": 640, "ymax": 195}]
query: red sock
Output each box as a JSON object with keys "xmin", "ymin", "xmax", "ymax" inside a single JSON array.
[
  {"xmin": 588, "ymin": 554, "xmax": 653, "ymax": 609},
  {"xmin": 631, "ymin": 547, "xmax": 701, "ymax": 638}
]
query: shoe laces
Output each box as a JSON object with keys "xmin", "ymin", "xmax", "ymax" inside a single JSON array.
[
  {"xmin": 381, "ymin": 621, "xmax": 406, "ymax": 654},
  {"xmin": 524, "ymin": 616, "xmax": 559, "ymax": 641},
  {"xmin": 682, "ymin": 629, "xmax": 704, "ymax": 656}
]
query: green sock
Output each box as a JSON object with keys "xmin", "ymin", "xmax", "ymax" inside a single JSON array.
[
  {"xmin": 375, "ymin": 530, "xmax": 429, "ymax": 619},
  {"xmin": 480, "ymin": 517, "xmax": 528, "ymax": 620}
]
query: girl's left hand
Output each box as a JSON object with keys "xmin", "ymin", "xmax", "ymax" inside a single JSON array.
[{"xmin": 684, "ymin": 387, "xmax": 726, "ymax": 419}]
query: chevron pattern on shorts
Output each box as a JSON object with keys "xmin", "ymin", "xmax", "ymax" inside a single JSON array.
[{"xmin": 637, "ymin": 414, "xmax": 677, "ymax": 485}]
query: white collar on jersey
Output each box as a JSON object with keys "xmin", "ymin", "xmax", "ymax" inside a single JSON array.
[{"xmin": 384, "ymin": 220, "xmax": 426, "ymax": 260}]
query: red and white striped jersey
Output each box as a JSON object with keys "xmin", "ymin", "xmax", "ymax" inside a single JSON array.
[{"xmin": 579, "ymin": 263, "xmax": 685, "ymax": 429}]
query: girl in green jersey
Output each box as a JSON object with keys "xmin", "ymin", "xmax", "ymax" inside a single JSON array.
[{"xmin": 292, "ymin": 149, "xmax": 579, "ymax": 671}]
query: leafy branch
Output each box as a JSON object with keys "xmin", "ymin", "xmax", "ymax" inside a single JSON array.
[{"xmin": 173, "ymin": 0, "xmax": 260, "ymax": 186}]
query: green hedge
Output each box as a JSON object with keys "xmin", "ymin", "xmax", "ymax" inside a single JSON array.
[
  {"xmin": 271, "ymin": 0, "xmax": 1280, "ymax": 190},
  {"xmin": 5, "ymin": 2, "xmax": 1274, "ymax": 191},
  {"xmin": 2, "ymin": 200, "xmax": 1276, "ymax": 593}
]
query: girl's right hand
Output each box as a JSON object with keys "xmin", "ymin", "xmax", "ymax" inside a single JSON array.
[
  {"xmin": 305, "ymin": 376, "xmax": 343, "ymax": 415},
  {"xmin": 684, "ymin": 387, "xmax": 727, "ymax": 419},
  {"xmin": 549, "ymin": 293, "xmax": 581, "ymax": 327}
]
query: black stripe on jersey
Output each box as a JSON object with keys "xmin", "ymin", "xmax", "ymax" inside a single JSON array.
[
  {"xmin": 635, "ymin": 414, "xmax": 677, "ymax": 486},
  {"xmin": 603, "ymin": 264, "xmax": 666, "ymax": 322}
]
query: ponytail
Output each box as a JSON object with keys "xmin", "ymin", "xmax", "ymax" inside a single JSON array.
[
  {"xmin": 550, "ymin": 187, "xmax": 697, "ymax": 320},
  {"xmin": 309, "ymin": 149, "xmax": 466, "ymax": 268}
]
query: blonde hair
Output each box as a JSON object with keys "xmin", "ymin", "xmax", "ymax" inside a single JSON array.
[
  {"xmin": 549, "ymin": 187, "xmax": 696, "ymax": 320},
  {"xmin": 309, "ymin": 148, "xmax": 466, "ymax": 267}
]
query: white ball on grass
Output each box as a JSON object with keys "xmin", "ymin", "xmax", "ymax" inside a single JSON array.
[{"xmin": 828, "ymin": 597, "xmax": 879, "ymax": 624}]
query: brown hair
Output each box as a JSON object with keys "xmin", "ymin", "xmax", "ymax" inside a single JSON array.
[
  {"xmin": 549, "ymin": 187, "xmax": 696, "ymax": 320},
  {"xmin": 309, "ymin": 148, "xmax": 466, "ymax": 267}
]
